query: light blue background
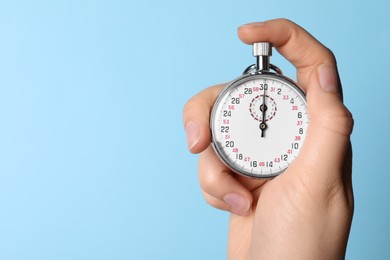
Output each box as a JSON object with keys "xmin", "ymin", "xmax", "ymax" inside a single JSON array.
[{"xmin": 0, "ymin": 0, "xmax": 388, "ymax": 259}]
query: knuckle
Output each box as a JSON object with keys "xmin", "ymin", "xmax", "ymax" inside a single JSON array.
[
  {"xmin": 183, "ymin": 84, "xmax": 224, "ymax": 121},
  {"xmin": 202, "ymin": 190, "xmax": 227, "ymax": 210},
  {"xmin": 204, "ymin": 196, "xmax": 216, "ymax": 207},
  {"xmin": 275, "ymin": 17, "xmax": 294, "ymax": 25},
  {"xmin": 182, "ymin": 97, "xmax": 198, "ymax": 118},
  {"xmin": 316, "ymin": 106, "xmax": 354, "ymax": 137},
  {"xmin": 198, "ymin": 169, "xmax": 219, "ymax": 191},
  {"xmin": 203, "ymin": 193, "xmax": 217, "ymax": 207},
  {"xmin": 322, "ymin": 47, "xmax": 336, "ymax": 63}
]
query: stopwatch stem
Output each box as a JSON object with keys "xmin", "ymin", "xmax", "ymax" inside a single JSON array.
[
  {"xmin": 253, "ymin": 42, "xmax": 272, "ymax": 72},
  {"xmin": 257, "ymin": 56, "xmax": 270, "ymax": 72}
]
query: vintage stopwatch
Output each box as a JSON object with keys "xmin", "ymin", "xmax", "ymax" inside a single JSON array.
[{"xmin": 211, "ymin": 42, "xmax": 308, "ymax": 178}]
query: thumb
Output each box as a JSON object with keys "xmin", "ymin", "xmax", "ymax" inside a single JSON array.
[
  {"xmin": 291, "ymin": 63, "xmax": 353, "ymax": 184},
  {"xmin": 183, "ymin": 85, "xmax": 224, "ymax": 153}
]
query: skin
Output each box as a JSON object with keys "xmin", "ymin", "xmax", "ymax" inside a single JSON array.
[{"xmin": 183, "ymin": 19, "xmax": 354, "ymax": 260}]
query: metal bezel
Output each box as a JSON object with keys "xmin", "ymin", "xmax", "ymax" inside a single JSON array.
[{"xmin": 210, "ymin": 71, "xmax": 307, "ymax": 179}]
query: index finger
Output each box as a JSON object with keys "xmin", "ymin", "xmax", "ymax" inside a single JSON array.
[{"xmin": 238, "ymin": 19, "xmax": 336, "ymax": 87}]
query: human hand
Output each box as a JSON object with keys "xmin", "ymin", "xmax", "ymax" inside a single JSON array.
[{"xmin": 183, "ymin": 19, "xmax": 353, "ymax": 259}]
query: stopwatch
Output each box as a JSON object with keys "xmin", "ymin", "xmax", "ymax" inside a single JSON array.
[{"xmin": 210, "ymin": 42, "xmax": 308, "ymax": 178}]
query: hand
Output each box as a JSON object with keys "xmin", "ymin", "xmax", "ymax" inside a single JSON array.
[{"xmin": 183, "ymin": 19, "xmax": 353, "ymax": 259}]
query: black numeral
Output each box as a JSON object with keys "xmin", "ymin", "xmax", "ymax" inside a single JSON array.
[
  {"xmin": 220, "ymin": 126, "xmax": 229, "ymax": 133},
  {"xmin": 223, "ymin": 110, "xmax": 231, "ymax": 117},
  {"xmin": 231, "ymin": 98, "xmax": 240, "ymax": 104},
  {"xmin": 244, "ymin": 88, "xmax": 252, "ymax": 94},
  {"xmin": 259, "ymin": 84, "xmax": 268, "ymax": 90},
  {"xmin": 225, "ymin": 141, "xmax": 234, "ymax": 147}
]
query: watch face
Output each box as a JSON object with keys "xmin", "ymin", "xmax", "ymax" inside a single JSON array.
[{"xmin": 211, "ymin": 73, "xmax": 308, "ymax": 178}]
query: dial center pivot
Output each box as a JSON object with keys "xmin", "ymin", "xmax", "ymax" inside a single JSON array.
[
  {"xmin": 260, "ymin": 104, "xmax": 268, "ymax": 112},
  {"xmin": 250, "ymin": 95, "xmax": 277, "ymax": 122}
]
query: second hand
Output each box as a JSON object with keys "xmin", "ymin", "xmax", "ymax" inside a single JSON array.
[{"xmin": 260, "ymin": 84, "xmax": 267, "ymax": 137}]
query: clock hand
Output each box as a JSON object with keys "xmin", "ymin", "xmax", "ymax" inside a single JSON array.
[{"xmin": 260, "ymin": 86, "xmax": 267, "ymax": 137}]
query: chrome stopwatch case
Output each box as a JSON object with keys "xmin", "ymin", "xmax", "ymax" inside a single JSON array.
[{"xmin": 210, "ymin": 42, "xmax": 308, "ymax": 178}]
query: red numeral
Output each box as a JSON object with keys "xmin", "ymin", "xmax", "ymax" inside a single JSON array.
[
  {"xmin": 283, "ymin": 95, "xmax": 289, "ymax": 100},
  {"xmin": 223, "ymin": 119, "xmax": 230, "ymax": 124},
  {"xmin": 239, "ymin": 94, "xmax": 244, "ymax": 98},
  {"xmin": 228, "ymin": 105, "xmax": 235, "ymax": 110},
  {"xmin": 225, "ymin": 134, "xmax": 230, "ymax": 139},
  {"xmin": 253, "ymin": 87, "xmax": 259, "ymax": 92},
  {"xmin": 287, "ymin": 149, "xmax": 292, "ymax": 154},
  {"xmin": 274, "ymin": 158, "xmax": 281, "ymax": 163},
  {"xmin": 295, "ymin": 136, "xmax": 301, "ymax": 141},
  {"xmin": 292, "ymin": 106, "xmax": 298, "ymax": 110},
  {"xmin": 297, "ymin": 121, "xmax": 303, "ymax": 125},
  {"xmin": 232, "ymin": 148, "xmax": 238, "ymax": 153}
]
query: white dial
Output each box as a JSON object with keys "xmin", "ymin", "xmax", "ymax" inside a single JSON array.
[{"xmin": 211, "ymin": 73, "xmax": 308, "ymax": 178}]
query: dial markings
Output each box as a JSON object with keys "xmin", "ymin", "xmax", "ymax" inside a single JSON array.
[{"xmin": 212, "ymin": 75, "xmax": 307, "ymax": 178}]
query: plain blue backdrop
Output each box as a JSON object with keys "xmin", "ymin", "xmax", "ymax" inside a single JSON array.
[{"xmin": 0, "ymin": 0, "xmax": 388, "ymax": 259}]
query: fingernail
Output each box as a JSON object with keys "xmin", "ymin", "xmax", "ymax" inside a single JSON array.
[
  {"xmin": 223, "ymin": 193, "xmax": 250, "ymax": 216},
  {"xmin": 185, "ymin": 121, "xmax": 200, "ymax": 150},
  {"xmin": 318, "ymin": 63, "xmax": 338, "ymax": 92},
  {"xmin": 239, "ymin": 22, "xmax": 265, "ymax": 28}
]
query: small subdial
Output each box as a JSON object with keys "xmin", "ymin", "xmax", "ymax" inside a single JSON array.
[{"xmin": 249, "ymin": 95, "xmax": 277, "ymax": 122}]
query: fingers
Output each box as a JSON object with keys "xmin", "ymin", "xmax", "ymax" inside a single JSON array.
[
  {"xmin": 185, "ymin": 19, "xmax": 353, "ymax": 213},
  {"xmin": 289, "ymin": 63, "xmax": 353, "ymax": 185},
  {"xmin": 198, "ymin": 145, "xmax": 253, "ymax": 216},
  {"xmin": 238, "ymin": 19, "xmax": 335, "ymax": 87},
  {"xmin": 183, "ymin": 84, "xmax": 224, "ymax": 154},
  {"xmin": 238, "ymin": 19, "xmax": 353, "ymax": 188}
]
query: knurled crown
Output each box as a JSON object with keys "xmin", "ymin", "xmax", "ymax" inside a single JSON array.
[{"xmin": 253, "ymin": 42, "xmax": 272, "ymax": 57}]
